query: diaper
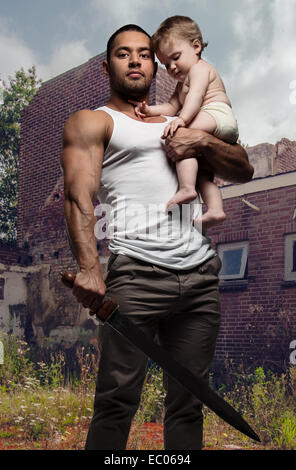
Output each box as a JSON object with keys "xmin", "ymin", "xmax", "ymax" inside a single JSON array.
[{"xmin": 201, "ymin": 101, "xmax": 239, "ymax": 144}]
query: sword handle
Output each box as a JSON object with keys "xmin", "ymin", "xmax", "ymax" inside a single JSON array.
[{"xmin": 60, "ymin": 271, "xmax": 118, "ymax": 322}]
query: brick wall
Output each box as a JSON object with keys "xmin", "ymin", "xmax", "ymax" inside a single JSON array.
[
  {"xmin": 208, "ymin": 182, "xmax": 296, "ymax": 367},
  {"xmin": 18, "ymin": 52, "xmax": 108, "ymax": 250},
  {"xmin": 155, "ymin": 65, "xmax": 175, "ymax": 103},
  {"xmin": 275, "ymin": 138, "xmax": 296, "ymax": 174},
  {"xmin": 0, "ymin": 244, "xmax": 30, "ymax": 266}
]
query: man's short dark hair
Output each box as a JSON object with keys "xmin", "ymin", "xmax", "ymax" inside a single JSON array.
[{"xmin": 106, "ymin": 24, "xmax": 152, "ymax": 63}]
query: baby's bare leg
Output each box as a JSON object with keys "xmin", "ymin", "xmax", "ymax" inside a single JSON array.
[
  {"xmin": 166, "ymin": 110, "xmax": 217, "ymax": 210},
  {"xmin": 194, "ymin": 171, "xmax": 226, "ymax": 231},
  {"xmin": 189, "ymin": 111, "xmax": 226, "ymax": 229},
  {"xmin": 166, "ymin": 158, "xmax": 198, "ymax": 209},
  {"xmin": 189, "ymin": 110, "xmax": 217, "ymax": 134}
]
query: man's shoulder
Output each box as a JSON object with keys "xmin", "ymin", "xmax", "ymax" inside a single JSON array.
[
  {"xmin": 63, "ymin": 108, "xmax": 111, "ymax": 143},
  {"xmin": 65, "ymin": 108, "xmax": 110, "ymax": 128}
]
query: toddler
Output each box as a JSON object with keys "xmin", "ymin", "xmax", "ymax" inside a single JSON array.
[{"xmin": 130, "ymin": 16, "xmax": 239, "ymax": 230}]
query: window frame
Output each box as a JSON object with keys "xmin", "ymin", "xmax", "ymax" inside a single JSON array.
[
  {"xmin": 284, "ymin": 234, "xmax": 296, "ymax": 281},
  {"xmin": 217, "ymin": 241, "xmax": 249, "ymax": 281},
  {"xmin": 0, "ymin": 278, "xmax": 4, "ymax": 300}
]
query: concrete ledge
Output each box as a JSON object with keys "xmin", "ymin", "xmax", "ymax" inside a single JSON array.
[
  {"xmin": 219, "ymin": 279, "xmax": 249, "ymax": 292},
  {"xmin": 0, "ymin": 262, "xmax": 45, "ymax": 273},
  {"xmin": 221, "ymin": 171, "xmax": 296, "ymax": 199}
]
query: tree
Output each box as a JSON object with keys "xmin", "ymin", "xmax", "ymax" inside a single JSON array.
[{"xmin": 0, "ymin": 66, "xmax": 42, "ymax": 244}]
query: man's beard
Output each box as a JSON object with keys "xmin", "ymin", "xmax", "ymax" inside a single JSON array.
[{"xmin": 109, "ymin": 70, "xmax": 153, "ymax": 101}]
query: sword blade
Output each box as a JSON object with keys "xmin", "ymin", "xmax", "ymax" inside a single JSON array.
[
  {"xmin": 107, "ymin": 308, "xmax": 260, "ymax": 443},
  {"xmin": 60, "ymin": 271, "xmax": 260, "ymax": 443}
]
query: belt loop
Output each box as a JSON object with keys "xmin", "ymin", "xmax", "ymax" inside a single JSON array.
[{"xmin": 108, "ymin": 253, "xmax": 118, "ymax": 270}]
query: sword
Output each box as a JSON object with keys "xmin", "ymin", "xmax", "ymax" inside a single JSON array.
[{"xmin": 60, "ymin": 271, "xmax": 260, "ymax": 443}]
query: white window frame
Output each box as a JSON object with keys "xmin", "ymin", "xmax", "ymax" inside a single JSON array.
[
  {"xmin": 284, "ymin": 234, "xmax": 296, "ymax": 281},
  {"xmin": 217, "ymin": 241, "xmax": 249, "ymax": 280}
]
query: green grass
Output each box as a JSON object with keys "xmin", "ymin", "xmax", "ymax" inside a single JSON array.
[{"xmin": 0, "ymin": 332, "xmax": 295, "ymax": 449}]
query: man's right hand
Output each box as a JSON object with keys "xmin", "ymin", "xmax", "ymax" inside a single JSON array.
[
  {"xmin": 163, "ymin": 127, "xmax": 204, "ymax": 162},
  {"xmin": 72, "ymin": 266, "xmax": 106, "ymax": 313}
]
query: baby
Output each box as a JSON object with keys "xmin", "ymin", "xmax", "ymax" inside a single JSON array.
[{"xmin": 130, "ymin": 16, "xmax": 239, "ymax": 230}]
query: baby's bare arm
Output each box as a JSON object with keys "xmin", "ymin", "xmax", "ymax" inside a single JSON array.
[
  {"xmin": 148, "ymin": 100, "xmax": 179, "ymax": 117},
  {"xmin": 179, "ymin": 62, "xmax": 210, "ymax": 125},
  {"xmin": 133, "ymin": 85, "xmax": 181, "ymax": 117},
  {"xmin": 152, "ymin": 86, "xmax": 181, "ymax": 116}
]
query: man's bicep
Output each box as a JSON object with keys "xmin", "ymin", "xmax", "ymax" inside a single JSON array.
[
  {"xmin": 62, "ymin": 144, "xmax": 104, "ymax": 202},
  {"xmin": 201, "ymin": 134, "xmax": 254, "ymax": 183},
  {"xmin": 235, "ymin": 143, "xmax": 250, "ymax": 162},
  {"xmin": 61, "ymin": 112, "xmax": 105, "ymax": 202}
]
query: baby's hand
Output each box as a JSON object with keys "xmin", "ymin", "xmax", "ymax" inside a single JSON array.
[
  {"xmin": 128, "ymin": 100, "xmax": 151, "ymax": 119},
  {"xmin": 162, "ymin": 117, "xmax": 186, "ymax": 139}
]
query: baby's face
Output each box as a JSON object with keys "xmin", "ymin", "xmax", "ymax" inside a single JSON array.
[{"xmin": 156, "ymin": 37, "xmax": 201, "ymax": 82}]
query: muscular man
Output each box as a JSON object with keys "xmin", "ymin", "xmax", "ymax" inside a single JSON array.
[{"xmin": 61, "ymin": 24, "xmax": 253, "ymax": 450}]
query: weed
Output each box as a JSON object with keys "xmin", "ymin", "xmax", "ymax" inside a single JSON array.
[
  {"xmin": 273, "ymin": 411, "xmax": 296, "ymax": 449},
  {"xmin": 1, "ymin": 333, "xmax": 295, "ymax": 450},
  {"xmin": 134, "ymin": 365, "xmax": 165, "ymax": 424}
]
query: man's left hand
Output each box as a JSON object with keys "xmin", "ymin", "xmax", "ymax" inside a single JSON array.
[{"xmin": 163, "ymin": 127, "xmax": 207, "ymax": 162}]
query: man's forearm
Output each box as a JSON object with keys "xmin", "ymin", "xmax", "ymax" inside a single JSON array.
[
  {"xmin": 164, "ymin": 128, "xmax": 254, "ymax": 184},
  {"xmin": 64, "ymin": 196, "xmax": 101, "ymax": 272}
]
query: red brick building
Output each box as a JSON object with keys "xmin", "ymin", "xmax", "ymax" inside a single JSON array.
[
  {"xmin": 209, "ymin": 168, "xmax": 296, "ymax": 368},
  {"xmin": 3, "ymin": 50, "xmax": 296, "ymax": 367}
]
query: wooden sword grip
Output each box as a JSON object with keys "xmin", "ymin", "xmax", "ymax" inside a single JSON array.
[{"xmin": 60, "ymin": 271, "xmax": 118, "ymax": 322}]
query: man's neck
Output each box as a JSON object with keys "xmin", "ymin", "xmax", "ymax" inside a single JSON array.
[{"xmin": 106, "ymin": 92, "xmax": 150, "ymax": 116}]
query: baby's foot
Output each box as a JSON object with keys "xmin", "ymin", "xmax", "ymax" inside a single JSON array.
[
  {"xmin": 194, "ymin": 209, "xmax": 226, "ymax": 232},
  {"xmin": 166, "ymin": 188, "xmax": 198, "ymax": 210}
]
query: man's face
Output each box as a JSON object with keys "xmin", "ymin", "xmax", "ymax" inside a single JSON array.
[{"xmin": 105, "ymin": 31, "xmax": 156, "ymax": 100}]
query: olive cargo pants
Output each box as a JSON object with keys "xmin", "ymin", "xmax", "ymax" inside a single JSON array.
[{"xmin": 85, "ymin": 253, "xmax": 222, "ymax": 450}]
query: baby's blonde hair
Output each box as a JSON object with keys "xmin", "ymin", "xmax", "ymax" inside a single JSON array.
[{"xmin": 151, "ymin": 15, "xmax": 208, "ymax": 55}]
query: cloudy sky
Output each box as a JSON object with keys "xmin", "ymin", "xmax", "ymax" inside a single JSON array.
[{"xmin": 0, "ymin": 0, "xmax": 295, "ymax": 146}]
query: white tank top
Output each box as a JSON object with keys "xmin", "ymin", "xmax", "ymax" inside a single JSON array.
[{"xmin": 96, "ymin": 105, "xmax": 215, "ymax": 269}]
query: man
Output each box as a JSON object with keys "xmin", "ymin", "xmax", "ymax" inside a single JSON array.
[{"xmin": 61, "ymin": 24, "xmax": 253, "ymax": 450}]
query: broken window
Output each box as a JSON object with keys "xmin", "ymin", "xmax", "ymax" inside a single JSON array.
[{"xmin": 217, "ymin": 241, "xmax": 249, "ymax": 280}]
